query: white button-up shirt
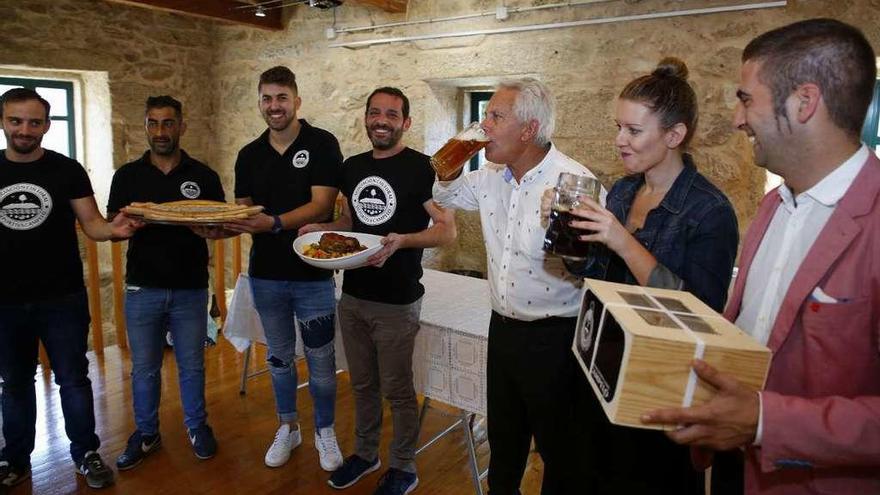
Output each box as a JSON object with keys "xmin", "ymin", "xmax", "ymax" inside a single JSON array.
[
  {"xmin": 737, "ymin": 145, "xmax": 869, "ymax": 346},
  {"xmin": 433, "ymin": 144, "xmax": 605, "ymax": 321}
]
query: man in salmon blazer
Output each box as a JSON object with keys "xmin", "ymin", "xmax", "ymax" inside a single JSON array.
[{"xmin": 642, "ymin": 18, "xmax": 880, "ymax": 494}]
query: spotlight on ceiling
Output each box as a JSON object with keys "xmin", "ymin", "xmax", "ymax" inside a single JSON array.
[
  {"xmin": 254, "ymin": 5, "xmax": 267, "ymax": 17},
  {"xmin": 309, "ymin": 0, "xmax": 343, "ymax": 9}
]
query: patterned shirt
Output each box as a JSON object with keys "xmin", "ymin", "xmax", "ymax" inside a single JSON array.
[{"xmin": 433, "ymin": 144, "xmax": 605, "ymax": 321}]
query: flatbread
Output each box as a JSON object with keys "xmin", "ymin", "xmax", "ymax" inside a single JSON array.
[{"xmin": 122, "ymin": 200, "xmax": 263, "ymax": 224}]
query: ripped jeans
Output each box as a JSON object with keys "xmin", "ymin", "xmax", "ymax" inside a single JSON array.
[{"xmin": 250, "ymin": 277, "xmax": 337, "ymax": 428}]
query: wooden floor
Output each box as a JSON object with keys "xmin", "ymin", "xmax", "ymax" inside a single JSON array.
[{"xmin": 5, "ymin": 340, "xmax": 544, "ymax": 494}]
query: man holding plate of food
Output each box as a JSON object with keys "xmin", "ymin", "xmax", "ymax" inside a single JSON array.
[{"xmin": 300, "ymin": 86, "xmax": 456, "ymax": 495}]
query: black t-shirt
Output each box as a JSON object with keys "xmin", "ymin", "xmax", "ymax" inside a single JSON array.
[
  {"xmin": 0, "ymin": 149, "xmax": 93, "ymax": 302},
  {"xmin": 235, "ymin": 120, "xmax": 343, "ymax": 281},
  {"xmin": 341, "ymin": 147, "xmax": 434, "ymax": 305},
  {"xmin": 107, "ymin": 151, "xmax": 225, "ymax": 289}
]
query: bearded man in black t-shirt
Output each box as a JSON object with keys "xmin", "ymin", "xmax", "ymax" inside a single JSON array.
[
  {"xmin": 300, "ymin": 87, "xmax": 456, "ymax": 494},
  {"xmin": 107, "ymin": 96, "xmax": 223, "ymax": 471},
  {"xmin": 0, "ymin": 88, "xmax": 141, "ymax": 490}
]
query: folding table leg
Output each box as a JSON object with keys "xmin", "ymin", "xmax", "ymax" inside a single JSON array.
[
  {"xmin": 461, "ymin": 412, "xmax": 486, "ymax": 495},
  {"xmin": 239, "ymin": 343, "xmax": 251, "ymax": 395},
  {"xmin": 417, "ymin": 396, "xmax": 431, "ymax": 432}
]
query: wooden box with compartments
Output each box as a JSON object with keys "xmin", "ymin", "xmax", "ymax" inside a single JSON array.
[{"xmin": 573, "ymin": 279, "xmax": 771, "ymax": 430}]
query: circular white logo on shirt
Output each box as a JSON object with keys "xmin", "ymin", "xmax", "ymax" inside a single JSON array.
[
  {"xmin": 352, "ymin": 176, "xmax": 396, "ymax": 226},
  {"xmin": 0, "ymin": 183, "xmax": 53, "ymax": 230},
  {"xmin": 180, "ymin": 181, "xmax": 201, "ymax": 199},
  {"xmin": 292, "ymin": 150, "xmax": 310, "ymax": 168}
]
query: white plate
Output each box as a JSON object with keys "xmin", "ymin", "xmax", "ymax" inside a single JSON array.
[{"xmin": 293, "ymin": 231, "xmax": 384, "ymax": 270}]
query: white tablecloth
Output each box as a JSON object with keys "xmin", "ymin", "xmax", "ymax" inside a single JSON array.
[
  {"xmin": 222, "ymin": 274, "xmax": 349, "ymax": 370},
  {"xmin": 414, "ymin": 269, "xmax": 491, "ymax": 416},
  {"xmin": 224, "ymin": 269, "xmax": 492, "ymax": 415}
]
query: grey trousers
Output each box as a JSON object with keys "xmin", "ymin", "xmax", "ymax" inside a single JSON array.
[{"xmin": 337, "ymin": 293, "xmax": 422, "ymax": 473}]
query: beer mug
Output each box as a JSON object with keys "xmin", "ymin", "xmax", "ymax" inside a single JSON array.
[
  {"xmin": 543, "ymin": 172, "xmax": 602, "ymax": 260},
  {"xmin": 430, "ymin": 122, "xmax": 490, "ymax": 180}
]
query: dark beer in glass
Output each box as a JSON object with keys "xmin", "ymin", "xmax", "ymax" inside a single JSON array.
[
  {"xmin": 430, "ymin": 123, "xmax": 489, "ymax": 180},
  {"xmin": 543, "ymin": 172, "xmax": 602, "ymax": 260}
]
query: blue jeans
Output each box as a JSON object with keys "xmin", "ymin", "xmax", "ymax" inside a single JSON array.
[
  {"xmin": 250, "ymin": 277, "xmax": 336, "ymax": 428},
  {"xmin": 0, "ymin": 289, "xmax": 99, "ymax": 468},
  {"xmin": 125, "ymin": 287, "xmax": 208, "ymax": 435}
]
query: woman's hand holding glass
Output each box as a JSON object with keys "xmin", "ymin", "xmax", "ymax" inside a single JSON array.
[{"xmin": 568, "ymin": 196, "xmax": 632, "ymax": 256}]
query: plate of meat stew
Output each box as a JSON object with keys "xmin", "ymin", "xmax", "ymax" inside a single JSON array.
[{"xmin": 293, "ymin": 231, "xmax": 383, "ymax": 270}]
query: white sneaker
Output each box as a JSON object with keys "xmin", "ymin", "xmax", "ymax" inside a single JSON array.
[
  {"xmin": 265, "ymin": 423, "xmax": 302, "ymax": 468},
  {"xmin": 314, "ymin": 426, "xmax": 343, "ymax": 471}
]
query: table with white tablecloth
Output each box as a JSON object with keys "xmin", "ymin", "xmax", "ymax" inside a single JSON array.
[
  {"xmin": 225, "ymin": 268, "xmax": 492, "ymax": 494},
  {"xmin": 411, "ymin": 269, "xmax": 490, "ymax": 495},
  {"xmin": 226, "ymin": 269, "xmax": 491, "ymax": 410},
  {"xmin": 413, "ymin": 269, "xmax": 490, "ymax": 416}
]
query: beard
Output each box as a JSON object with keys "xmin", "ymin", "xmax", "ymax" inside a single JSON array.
[
  {"xmin": 367, "ymin": 124, "xmax": 403, "ymax": 151},
  {"xmin": 5, "ymin": 131, "xmax": 42, "ymax": 155},
  {"xmin": 149, "ymin": 137, "xmax": 179, "ymax": 156},
  {"xmin": 752, "ymin": 140, "xmax": 768, "ymax": 168},
  {"xmin": 262, "ymin": 110, "xmax": 295, "ymax": 132}
]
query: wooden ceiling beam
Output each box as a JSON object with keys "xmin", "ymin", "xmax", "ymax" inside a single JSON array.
[
  {"xmin": 103, "ymin": 0, "xmax": 284, "ymax": 30},
  {"xmin": 352, "ymin": 0, "xmax": 407, "ymax": 13}
]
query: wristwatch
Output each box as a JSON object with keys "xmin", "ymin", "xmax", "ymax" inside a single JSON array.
[{"xmin": 270, "ymin": 215, "xmax": 283, "ymax": 234}]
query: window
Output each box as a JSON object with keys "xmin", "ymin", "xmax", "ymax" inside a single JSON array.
[
  {"xmin": 861, "ymin": 79, "xmax": 880, "ymax": 152},
  {"xmin": 0, "ymin": 77, "xmax": 77, "ymax": 159},
  {"xmin": 467, "ymin": 91, "xmax": 493, "ymax": 172}
]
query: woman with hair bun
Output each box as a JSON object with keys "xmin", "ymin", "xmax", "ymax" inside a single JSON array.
[{"xmin": 546, "ymin": 57, "xmax": 739, "ymax": 493}]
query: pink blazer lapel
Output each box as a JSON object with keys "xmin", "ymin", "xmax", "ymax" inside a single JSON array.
[
  {"xmin": 766, "ymin": 153, "xmax": 880, "ymax": 351},
  {"xmin": 724, "ymin": 191, "xmax": 781, "ymax": 322},
  {"xmin": 765, "ymin": 215, "xmax": 861, "ymax": 351}
]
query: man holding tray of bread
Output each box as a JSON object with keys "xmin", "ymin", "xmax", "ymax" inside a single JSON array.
[
  {"xmin": 300, "ymin": 87, "xmax": 456, "ymax": 494},
  {"xmin": 643, "ymin": 19, "xmax": 880, "ymax": 494},
  {"xmin": 224, "ymin": 66, "xmax": 346, "ymax": 473},
  {"xmin": 107, "ymin": 95, "xmax": 224, "ymax": 470},
  {"xmin": 0, "ymin": 88, "xmax": 141, "ymax": 489}
]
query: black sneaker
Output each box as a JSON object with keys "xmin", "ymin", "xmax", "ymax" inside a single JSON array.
[
  {"xmin": 373, "ymin": 468, "xmax": 418, "ymax": 495},
  {"xmin": 188, "ymin": 424, "xmax": 217, "ymax": 460},
  {"xmin": 327, "ymin": 455, "xmax": 381, "ymax": 490},
  {"xmin": 0, "ymin": 460, "xmax": 31, "ymax": 487},
  {"xmin": 76, "ymin": 451, "xmax": 115, "ymax": 489},
  {"xmin": 115, "ymin": 430, "xmax": 161, "ymax": 471}
]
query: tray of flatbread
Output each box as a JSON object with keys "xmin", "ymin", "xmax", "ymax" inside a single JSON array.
[{"xmin": 121, "ymin": 200, "xmax": 264, "ymax": 226}]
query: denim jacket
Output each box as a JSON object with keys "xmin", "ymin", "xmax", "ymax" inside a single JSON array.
[{"xmin": 571, "ymin": 155, "xmax": 738, "ymax": 312}]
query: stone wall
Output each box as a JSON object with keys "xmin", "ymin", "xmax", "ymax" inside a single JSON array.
[
  {"xmin": 210, "ymin": 0, "xmax": 880, "ymax": 276},
  {"xmin": 0, "ymin": 0, "xmax": 218, "ymax": 177},
  {"xmin": 0, "ymin": 0, "xmax": 218, "ymax": 344},
  {"xmin": 2, "ymin": 0, "xmax": 879, "ymax": 339}
]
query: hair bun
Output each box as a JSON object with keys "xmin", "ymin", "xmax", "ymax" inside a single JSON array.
[{"xmin": 653, "ymin": 57, "xmax": 689, "ymax": 80}]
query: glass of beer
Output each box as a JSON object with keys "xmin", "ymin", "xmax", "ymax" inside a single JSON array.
[
  {"xmin": 543, "ymin": 172, "xmax": 602, "ymax": 260},
  {"xmin": 430, "ymin": 122, "xmax": 490, "ymax": 180}
]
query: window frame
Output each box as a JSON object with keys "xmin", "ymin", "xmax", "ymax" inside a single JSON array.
[
  {"xmin": 467, "ymin": 91, "xmax": 493, "ymax": 172},
  {"xmin": 861, "ymin": 79, "xmax": 880, "ymax": 151},
  {"xmin": 0, "ymin": 76, "xmax": 77, "ymax": 159}
]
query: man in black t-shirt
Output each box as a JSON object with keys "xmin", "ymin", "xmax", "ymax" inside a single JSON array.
[
  {"xmin": 107, "ymin": 96, "xmax": 223, "ymax": 471},
  {"xmin": 223, "ymin": 66, "xmax": 344, "ymax": 472},
  {"xmin": 300, "ymin": 87, "xmax": 456, "ymax": 494},
  {"xmin": 0, "ymin": 88, "xmax": 141, "ymax": 490}
]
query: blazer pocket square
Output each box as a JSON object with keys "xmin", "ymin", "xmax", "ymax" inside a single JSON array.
[{"xmin": 810, "ymin": 286, "xmax": 839, "ymax": 304}]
